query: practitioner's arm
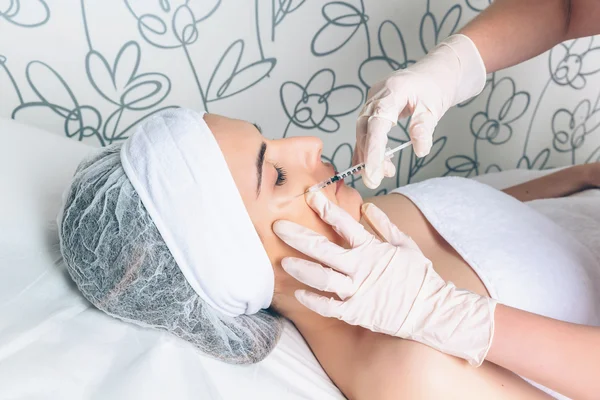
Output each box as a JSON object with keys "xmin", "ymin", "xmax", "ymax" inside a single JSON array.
[
  {"xmin": 460, "ymin": 0, "xmax": 600, "ymax": 73},
  {"xmin": 502, "ymin": 163, "xmax": 600, "ymax": 201},
  {"xmin": 487, "ymin": 305, "xmax": 600, "ymax": 400},
  {"xmin": 356, "ymin": 0, "xmax": 600, "ymax": 188}
]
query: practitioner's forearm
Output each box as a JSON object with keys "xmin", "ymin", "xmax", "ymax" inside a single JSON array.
[
  {"xmin": 486, "ymin": 304, "xmax": 600, "ymax": 400},
  {"xmin": 460, "ymin": 0, "xmax": 600, "ymax": 73}
]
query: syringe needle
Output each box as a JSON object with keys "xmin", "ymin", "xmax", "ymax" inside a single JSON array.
[{"xmin": 295, "ymin": 141, "xmax": 413, "ymax": 198}]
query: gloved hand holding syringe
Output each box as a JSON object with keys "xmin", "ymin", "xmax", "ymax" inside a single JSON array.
[{"xmin": 297, "ymin": 141, "xmax": 412, "ymax": 197}]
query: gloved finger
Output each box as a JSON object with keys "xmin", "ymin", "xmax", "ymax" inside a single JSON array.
[
  {"xmin": 305, "ymin": 191, "xmax": 372, "ymax": 248},
  {"xmin": 360, "ymin": 203, "xmax": 419, "ymax": 249},
  {"xmin": 281, "ymin": 257, "xmax": 356, "ymax": 300},
  {"xmin": 353, "ymin": 117, "xmax": 368, "ymax": 165},
  {"xmin": 273, "ymin": 220, "xmax": 359, "ymax": 276},
  {"xmin": 383, "ymin": 159, "xmax": 396, "ymax": 178},
  {"xmin": 295, "ymin": 289, "xmax": 344, "ymax": 319},
  {"xmin": 399, "ymin": 104, "xmax": 414, "ymax": 119},
  {"xmin": 363, "ymin": 117, "xmax": 394, "ymax": 189},
  {"xmin": 408, "ymin": 103, "xmax": 436, "ymax": 157}
]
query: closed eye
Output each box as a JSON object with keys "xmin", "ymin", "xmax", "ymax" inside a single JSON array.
[{"xmin": 274, "ymin": 164, "xmax": 287, "ymax": 186}]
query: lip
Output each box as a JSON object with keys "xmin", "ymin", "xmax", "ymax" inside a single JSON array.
[
  {"xmin": 335, "ymin": 179, "xmax": 344, "ymax": 194},
  {"xmin": 320, "ymin": 163, "xmax": 341, "ymax": 195},
  {"xmin": 334, "ymin": 170, "xmax": 345, "ymax": 194}
]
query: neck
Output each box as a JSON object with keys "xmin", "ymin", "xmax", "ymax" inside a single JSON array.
[
  {"xmin": 272, "ymin": 272, "xmax": 365, "ymax": 397},
  {"xmin": 272, "ymin": 272, "xmax": 340, "ymax": 332}
]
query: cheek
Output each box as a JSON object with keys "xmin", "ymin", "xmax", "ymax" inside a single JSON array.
[
  {"xmin": 278, "ymin": 189, "xmax": 362, "ymax": 249},
  {"xmin": 256, "ymin": 196, "xmax": 343, "ymax": 262},
  {"xmin": 253, "ymin": 187, "xmax": 363, "ymax": 264},
  {"xmin": 281, "ymin": 199, "xmax": 339, "ymax": 242},
  {"xmin": 335, "ymin": 186, "xmax": 363, "ymax": 221}
]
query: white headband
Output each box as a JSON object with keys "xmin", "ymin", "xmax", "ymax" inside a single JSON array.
[{"xmin": 120, "ymin": 108, "xmax": 274, "ymax": 317}]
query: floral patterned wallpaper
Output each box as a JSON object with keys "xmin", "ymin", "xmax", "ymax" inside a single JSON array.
[{"xmin": 1, "ymin": 0, "xmax": 599, "ymax": 196}]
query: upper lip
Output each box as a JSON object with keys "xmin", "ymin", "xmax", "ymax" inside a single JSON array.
[
  {"xmin": 303, "ymin": 163, "xmax": 339, "ymax": 195},
  {"xmin": 325, "ymin": 162, "xmax": 335, "ymax": 176},
  {"xmin": 319, "ymin": 163, "xmax": 337, "ymax": 195}
]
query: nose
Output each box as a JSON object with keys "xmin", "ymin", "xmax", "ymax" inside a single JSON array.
[{"xmin": 290, "ymin": 136, "xmax": 323, "ymax": 169}]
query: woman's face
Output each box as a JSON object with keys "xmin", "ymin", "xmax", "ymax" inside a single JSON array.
[{"xmin": 204, "ymin": 114, "xmax": 362, "ymax": 310}]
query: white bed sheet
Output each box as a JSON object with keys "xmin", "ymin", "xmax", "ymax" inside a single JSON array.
[{"xmin": 0, "ymin": 117, "xmax": 570, "ymax": 400}]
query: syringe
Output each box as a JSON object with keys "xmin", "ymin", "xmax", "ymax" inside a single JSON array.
[{"xmin": 301, "ymin": 141, "xmax": 412, "ymax": 195}]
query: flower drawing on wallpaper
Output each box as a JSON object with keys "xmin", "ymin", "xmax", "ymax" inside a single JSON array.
[
  {"xmin": 124, "ymin": 0, "xmax": 220, "ymax": 49},
  {"xmin": 524, "ymin": 37, "xmax": 600, "ymax": 156},
  {"xmin": 444, "ymin": 155, "xmax": 479, "ymax": 178},
  {"xmin": 445, "ymin": 77, "xmax": 530, "ymax": 177},
  {"xmin": 358, "ymin": 20, "xmax": 415, "ymax": 90},
  {"xmin": 586, "ymin": 148, "xmax": 600, "ymax": 163},
  {"xmin": 205, "ymin": 40, "xmax": 276, "ymax": 102},
  {"xmin": 419, "ymin": 2, "xmax": 462, "ymax": 53},
  {"xmin": 551, "ymin": 98, "xmax": 600, "ymax": 163},
  {"xmin": 311, "ymin": 1, "xmax": 371, "ymax": 57},
  {"xmin": 0, "ymin": 0, "xmax": 50, "ymax": 27},
  {"xmin": 516, "ymin": 148, "xmax": 551, "ymax": 170},
  {"xmin": 12, "ymin": 61, "xmax": 103, "ymax": 145},
  {"xmin": 254, "ymin": 0, "xmax": 306, "ymax": 61},
  {"xmin": 86, "ymin": 41, "xmax": 171, "ymax": 143},
  {"xmin": 126, "ymin": 0, "xmax": 275, "ymax": 112},
  {"xmin": 271, "ymin": 0, "xmax": 306, "ymax": 40},
  {"xmin": 470, "ymin": 77, "xmax": 530, "ymax": 145},
  {"xmin": 0, "ymin": 54, "xmax": 24, "ymax": 107},
  {"xmin": 464, "ymin": 0, "xmax": 492, "ymax": 12},
  {"xmin": 444, "ymin": 152, "xmax": 504, "ymax": 177},
  {"xmin": 549, "ymin": 37, "xmax": 600, "ymax": 89},
  {"xmin": 280, "ymin": 68, "xmax": 363, "ymax": 136}
]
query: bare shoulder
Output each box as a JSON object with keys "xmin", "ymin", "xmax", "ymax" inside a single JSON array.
[
  {"xmin": 364, "ymin": 192, "xmax": 420, "ymax": 224},
  {"xmin": 364, "ymin": 192, "xmax": 491, "ymax": 297},
  {"xmin": 362, "ymin": 193, "xmax": 440, "ymax": 255},
  {"xmin": 351, "ymin": 331, "xmax": 550, "ymax": 400}
]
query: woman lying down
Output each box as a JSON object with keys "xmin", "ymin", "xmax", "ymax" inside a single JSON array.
[{"xmin": 58, "ymin": 108, "xmax": 600, "ymax": 399}]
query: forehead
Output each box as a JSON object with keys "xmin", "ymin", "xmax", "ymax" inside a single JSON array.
[
  {"xmin": 203, "ymin": 113, "xmax": 262, "ymax": 202},
  {"xmin": 203, "ymin": 113, "xmax": 261, "ymax": 147}
]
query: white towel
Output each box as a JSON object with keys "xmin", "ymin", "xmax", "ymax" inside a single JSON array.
[
  {"xmin": 393, "ymin": 177, "xmax": 600, "ymax": 399},
  {"xmin": 528, "ymin": 189, "xmax": 600, "ymax": 265}
]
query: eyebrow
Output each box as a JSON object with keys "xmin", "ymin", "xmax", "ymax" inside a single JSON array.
[{"xmin": 256, "ymin": 141, "xmax": 267, "ymax": 198}]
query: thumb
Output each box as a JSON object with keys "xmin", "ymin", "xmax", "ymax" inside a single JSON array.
[
  {"xmin": 408, "ymin": 103, "xmax": 437, "ymax": 157},
  {"xmin": 383, "ymin": 159, "xmax": 396, "ymax": 178},
  {"xmin": 295, "ymin": 290, "xmax": 344, "ymax": 319},
  {"xmin": 353, "ymin": 117, "xmax": 368, "ymax": 166},
  {"xmin": 361, "ymin": 203, "xmax": 419, "ymax": 249},
  {"xmin": 363, "ymin": 117, "xmax": 394, "ymax": 189}
]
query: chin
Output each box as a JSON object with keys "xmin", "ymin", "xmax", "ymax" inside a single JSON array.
[{"xmin": 336, "ymin": 184, "xmax": 363, "ymax": 221}]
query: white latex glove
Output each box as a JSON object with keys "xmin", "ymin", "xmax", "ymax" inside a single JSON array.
[
  {"xmin": 273, "ymin": 191, "xmax": 496, "ymax": 366},
  {"xmin": 356, "ymin": 34, "xmax": 486, "ymax": 188}
]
